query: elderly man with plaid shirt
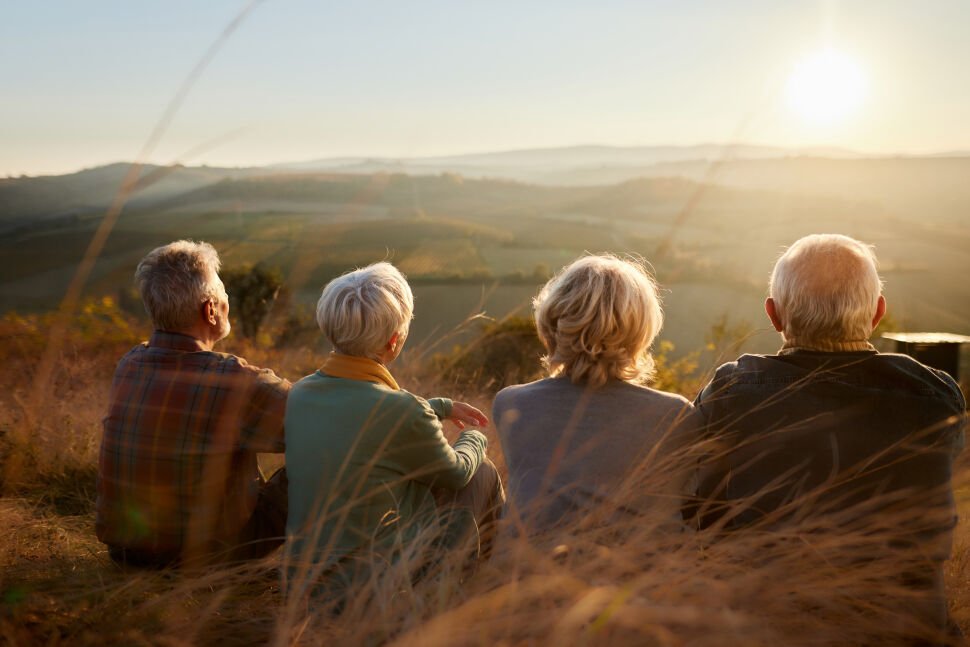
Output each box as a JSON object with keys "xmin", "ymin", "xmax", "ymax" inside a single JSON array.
[{"xmin": 97, "ymin": 240, "xmax": 291, "ymax": 567}]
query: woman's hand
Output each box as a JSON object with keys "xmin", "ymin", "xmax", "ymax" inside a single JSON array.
[{"xmin": 447, "ymin": 401, "xmax": 489, "ymax": 429}]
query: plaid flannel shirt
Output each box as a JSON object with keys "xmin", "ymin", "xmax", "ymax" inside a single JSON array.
[{"xmin": 96, "ymin": 331, "xmax": 290, "ymax": 556}]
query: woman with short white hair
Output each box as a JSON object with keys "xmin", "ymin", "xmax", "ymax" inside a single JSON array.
[
  {"xmin": 284, "ymin": 262, "xmax": 505, "ymax": 594},
  {"xmin": 493, "ymin": 254, "xmax": 698, "ymax": 532}
]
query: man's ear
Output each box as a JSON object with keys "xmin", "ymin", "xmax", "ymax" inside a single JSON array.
[
  {"xmin": 387, "ymin": 332, "xmax": 399, "ymax": 352},
  {"xmin": 765, "ymin": 298, "xmax": 784, "ymax": 332},
  {"xmin": 872, "ymin": 295, "xmax": 887, "ymax": 329},
  {"xmin": 203, "ymin": 299, "xmax": 218, "ymax": 326}
]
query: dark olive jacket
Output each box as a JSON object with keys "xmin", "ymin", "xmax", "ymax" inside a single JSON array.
[{"xmin": 691, "ymin": 349, "xmax": 966, "ymax": 556}]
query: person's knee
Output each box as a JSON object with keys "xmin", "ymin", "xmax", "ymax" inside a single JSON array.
[
  {"xmin": 438, "ymin": 458, "xmax": 505, "ymax": 519},
  {"xmin": 471, "ymin": 458, "xmax": 506, "ymax": 515},
  {"xmin": 476, "ymin": 458, "xmax": 498, "ymax": 487}
]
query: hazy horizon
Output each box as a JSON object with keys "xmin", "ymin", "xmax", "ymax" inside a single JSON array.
[{"xmin": 7, "ymin": 139, "xmax": 970, "ymax": 179}]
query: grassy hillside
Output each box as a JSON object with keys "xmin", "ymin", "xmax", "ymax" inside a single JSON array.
[
  {"xmin": 267, "ymin": 148, "xmax": 970, "ymax": 227},
  {"xmin": 0, "ymin": 305, "xmax": 967, "ymax": 646},
  {"xmin": 0, "ymin": 163, "xmax": 273, "ymax": 228}
]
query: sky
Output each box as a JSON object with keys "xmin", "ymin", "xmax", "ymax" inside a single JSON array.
[{"xmin": 2, "ymin": 0, "xmax": 969, "ymax": 176}]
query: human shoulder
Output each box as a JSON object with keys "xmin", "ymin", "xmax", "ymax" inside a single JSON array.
[
  {"xmin": 729, "ymin": 353, "xmax": 780, "ymax": 374},
  {"xmin": 693, "ymin": 354, "xmax": 769, "ymax": 411},
  {"xmin": 605, "ymin": 382, "xmax": 699, "ymax": 430},
  {"xmin": 289, "ymin": 371, "xmax": 325, "ymax": 395},
  {"xmin": 710, "ymin": 356, "xmax": 747, "ymax": 379},
  {"xmin": 290, "ymin": 370, "xmax": 408, "ymax": 400},
  {"xmin": 707, "ymin": 353, "xmax": 784, "ymax": 387},
  {"xmin": 110, "ymin": 342, "xmax": 149, "ymax": 383},
  {"xmin": 208, "ymin": 352, "xmax": 291, "ymax": 394},
  {"xmin": 494, "ymin": 377, "xmax": 561, "ymax": 411},
  {"xmin": 875, "ymin": 352, "xmax": 966, "ymax": 408},
  {"xmin": 115, "ymin": 341, "xmax": 150, "ymax": 364},
  {"xmin": 621, "ymin": 380, "xmax": 692, "ymax": 406},
  {"xmin": 393, "ymin": 388, "xmax": 442, "ymax": 419},
  {"xmin": 207, "ymin": 350, "xmax": 258, "ymax": 371}
]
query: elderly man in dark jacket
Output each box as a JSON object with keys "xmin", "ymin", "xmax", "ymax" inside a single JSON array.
[{"xmin": 690, "ymin": 234, "xmax": 966, "ymax": 640}]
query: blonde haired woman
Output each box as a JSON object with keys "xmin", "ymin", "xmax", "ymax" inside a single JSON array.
[
  {"xmin": 285, "ymin": 262, "xmax": 505, "ymax": 595},
  {"xmin": 493, "ymin": 254, "xmax": 698, "ymax": 532}
]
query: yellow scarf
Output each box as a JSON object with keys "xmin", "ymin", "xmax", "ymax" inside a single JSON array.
[{"xmin": 319, "ymin": 353, "xmax": 401, "ymax": 391}]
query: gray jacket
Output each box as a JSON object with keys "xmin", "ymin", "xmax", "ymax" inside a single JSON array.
[{"xmin": 494, "ymin": 377, "xmax": 699, "ymax": 533}]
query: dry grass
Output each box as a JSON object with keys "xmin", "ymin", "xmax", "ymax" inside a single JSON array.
[
  {"xmin": 4, "ymin": 475, "xmax": 969, "ymax": 646},
  {"xmin": 1, "ymin": 305, "xmax": 968, "ymax": 646}
]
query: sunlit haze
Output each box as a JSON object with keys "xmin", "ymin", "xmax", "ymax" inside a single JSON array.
[
  {"xmin": 786, "ymin": 48, "xmax": 866, "ymax": 125},
  {"xmin": 2, "ymin": 0, "xmax": 969, "ymax": 176}
]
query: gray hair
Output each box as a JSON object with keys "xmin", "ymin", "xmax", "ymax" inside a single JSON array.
[
  {"xmin": 134, "ymin": 240, "xmax": 224, "ymax": 331},
  {"xmin": 769, "ymin": 234, "xmax": 883, "ymax": 345},
  {"xmin": 316, "ymin": 262, "xmax": 414, "ymax": 359}
]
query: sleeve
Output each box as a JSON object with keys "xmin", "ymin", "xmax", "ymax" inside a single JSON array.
[
  {"xmin": 946, "ymin": 385, "xmax": 967, "ymax": 458},
  {"xmin": 239, "ymin": 365, "xmax": 291, "ymax": 453},
  {"xmin": 670, "ymin": 402, "xmax": 704, "ymax": 496},
  {"xmin": 684, "ymin": 371, "xmax": 731, "ymax": 529},
  {"xmin": 949, "ymin": 409, "xmax": 967, "ymax": 458},
  {"xmin": 426, "ymin": 397, "xmax": 453, "ymax": 421},
  {"xmin": 390, "ymin": 397, "xmax": 487, "ymax": 490},
  {"xmin": 931, "ymin": 368, "xmax": 967, "ymax": 458},
  {"xmin": 691, "ymin": 376, "xmax": 720, "ymax": 437}
]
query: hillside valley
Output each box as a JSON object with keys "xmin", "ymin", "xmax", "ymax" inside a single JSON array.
[{"xmin": 2, "ymin": 148, "xmax": 968, "ymax": 360}]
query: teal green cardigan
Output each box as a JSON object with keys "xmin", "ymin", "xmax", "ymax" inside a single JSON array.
[{"xmin": 284, "ymin": 370, "xmax": 488, "ymax": 579}]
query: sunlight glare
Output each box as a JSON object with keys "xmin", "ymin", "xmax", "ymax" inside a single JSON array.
[{"xmin": 785, "ymin": 48, "xmax": 867, "ymax": 125}]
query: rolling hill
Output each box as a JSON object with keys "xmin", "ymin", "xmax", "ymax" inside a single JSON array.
[{"xmin": 1, "ymin": 147, "xmax": 968, "ymax": 357}]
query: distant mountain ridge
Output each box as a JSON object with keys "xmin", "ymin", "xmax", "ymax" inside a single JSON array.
[
  {"xmin": 274, "ymin": 143, "xmax": 866, "ymax": 172},
  {"xmin": 1, "ymin": 149, "xmax": 968, "ymax": 346},
  {"xmin": 2, "ymin": 145, "xmax": 969, "ymax": 231}
]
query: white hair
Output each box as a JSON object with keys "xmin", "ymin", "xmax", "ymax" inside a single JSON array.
[
  {"xmin": 316, "ymin": 262, "xmax": 414, "ymax": 359},
  {"xmin": 134, "ymin": 240, "xmax": 225, "ymax": 331},
  {"xmin": 769, "ymin": 234, "xmax": 883, "ymax": 346},
  {"xmin": 535, "ymin": 254, "xmax": 664, "ymax": 388}
]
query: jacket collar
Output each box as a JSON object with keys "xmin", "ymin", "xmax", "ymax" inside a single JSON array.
[
  {"xmin": 779, "ymin": 339, "xmax": 877, "ymax": 354},
  {"xmin": 149, "ymin": 330, "xmax": 209, "ymax": 352}
]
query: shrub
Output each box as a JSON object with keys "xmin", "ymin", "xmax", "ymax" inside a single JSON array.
[
  {"xmin": 432, "ymin": 316, "xmax": 546, "ymax": 390},
  {"xmin": 223, "ymin": 264, "xmax": 284, "ymax": 339}
]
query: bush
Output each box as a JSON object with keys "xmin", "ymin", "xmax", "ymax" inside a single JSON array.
[
  {"xmin": 432, "ymin": 316, "xmax": 546, "ymax": 390},
  {"xmin": 274, "ymin": 304, "xmax": 321, "ymax": 350},
  {"xmin": 0, "ymin": 296, "xmax": 142, "ymax": 365},
  {"xmin": 652, "ymin": 340, "xmax": 702, "ymax": 397},
  {"xmin": 223, "ymin": 264, "xmax": 284, "ymax": 339}
]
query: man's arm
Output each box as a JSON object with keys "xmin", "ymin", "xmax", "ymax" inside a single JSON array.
[
  {"xmin": 683, "ymin": 368, "xmax": 735, "ymax": 530},
  {"xmin": 239, "ymin": 363, "xmax": 291, "ymax": 453},
  {"xmin": 946, "ymin": 378, "xmax": 967, "ymax": 458}
]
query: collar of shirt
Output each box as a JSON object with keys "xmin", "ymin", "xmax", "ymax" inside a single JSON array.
[
  {"xmin": 149, "ymin": 330, "xmax": 209, "ymax": 352},
  {"xmin": 779, "ymin": 339, "xmax": 877, "ymax": 354}
]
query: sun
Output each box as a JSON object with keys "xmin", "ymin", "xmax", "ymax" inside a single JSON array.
[{"xmin": 785, "ymin": 48, "xmax": 867, "ymax": 125}]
